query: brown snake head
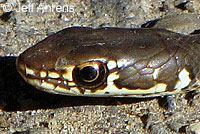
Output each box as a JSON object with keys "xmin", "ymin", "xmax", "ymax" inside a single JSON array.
[{"xmin": 16, "ymin": 27, "xmax": 198, "ymax": 97}]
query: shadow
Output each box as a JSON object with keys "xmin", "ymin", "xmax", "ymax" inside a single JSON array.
[
  {"xmin": 191, "ymin": 30, "xmax": 200, "ymax": 35},
  {"xmin": 141, "ymin": 19, "xmax": 159, "ymax": 28},
  {"xmin": 0, "ymin": 57, "xmax": 154, "ymax": 111}
]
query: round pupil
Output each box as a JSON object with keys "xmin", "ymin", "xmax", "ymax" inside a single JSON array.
[{"xmin": 80, "ymin": 66, "xmax": 97, "ymax": 81}]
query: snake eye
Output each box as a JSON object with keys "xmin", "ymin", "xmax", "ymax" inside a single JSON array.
[{"xmin": 73, "ymin": 61, "xmax": 108, "ymax": 89}]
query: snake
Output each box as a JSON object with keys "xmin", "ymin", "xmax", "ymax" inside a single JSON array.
[{"xmin": 16, "ymin": 27, "xmax": 200, "ymax": 98}]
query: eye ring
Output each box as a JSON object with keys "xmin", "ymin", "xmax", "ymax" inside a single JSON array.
[{"xmin": 72, "ymin": 61, "xmax": 108, "ymax": 89}]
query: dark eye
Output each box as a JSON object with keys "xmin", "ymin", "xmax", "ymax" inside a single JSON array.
[
  {"xmin": 79, "ymin": 66, "xmax": 98, "ymax": 82},
  {"xmin": 73, "ymin": 61, "xmax": 108, "ymax": 89}
]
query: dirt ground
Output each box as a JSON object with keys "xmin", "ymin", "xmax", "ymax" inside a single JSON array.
[{"xmin": 1, "ymin": 0, "xmax": 200, "ymax": 133}]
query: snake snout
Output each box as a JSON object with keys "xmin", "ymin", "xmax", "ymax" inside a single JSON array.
[{"xmin": 16, "ymin": 48, "xmax": 79, "ymax": 95}]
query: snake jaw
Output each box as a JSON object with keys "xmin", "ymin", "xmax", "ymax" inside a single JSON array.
[{"xmin": 16, "ymin": 55, "xmax": 79, "ymax": 95}]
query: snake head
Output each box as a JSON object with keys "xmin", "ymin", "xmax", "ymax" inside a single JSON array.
[
  {"xmin": 17, "ymin": 27, "xmax": 188, "ymax": 97},
  {"xmin": 16, "ymin": 27, "xmax": 122, "ymax": 96}
]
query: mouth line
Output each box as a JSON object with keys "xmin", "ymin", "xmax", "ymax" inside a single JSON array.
[
  {"xmin": 17, "ymin": 61, "xmax": 130, "ymax": 96},
  {"xmin": 16, "ymin": 62, "xmax": 80, "ymax": 94},
  {"xmin": 17, "ymin": 62, "xmax": 168, "ymax": 97}
]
